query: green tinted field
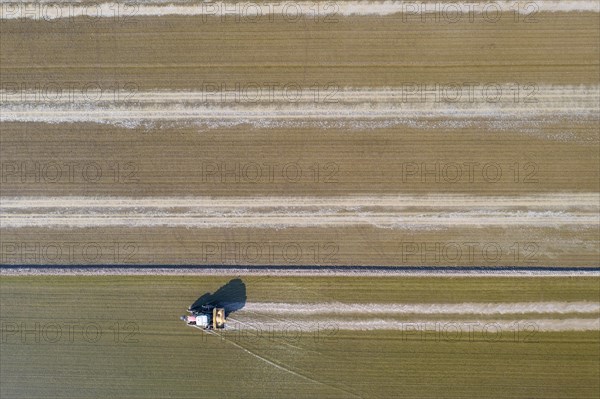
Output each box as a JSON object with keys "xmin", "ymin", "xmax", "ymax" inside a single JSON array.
[{"xmin": 1, "ymin": 276, "xmax": 598, "ymax": 398}]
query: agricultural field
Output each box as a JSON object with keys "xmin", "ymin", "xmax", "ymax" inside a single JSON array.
[
  {"xmin": 1, "ymin": 4, "xmax": 599, "ymax": 266},
  {"xmin": 1, "ymin": 1, "xmax": 599, "ymax": 398},
  {"xmin": 1, "ymin": 276, "xmax": 599, "ymax": 398}
]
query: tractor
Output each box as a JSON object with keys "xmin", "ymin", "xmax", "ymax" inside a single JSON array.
[{"xmin": 181, "ymin": 305, "xmax": 226, "ymax": 330}]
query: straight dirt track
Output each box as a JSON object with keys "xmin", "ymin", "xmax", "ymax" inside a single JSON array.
[{"xmin": 2, "ymin": 266, "xmax": 600, "ymax": 276}]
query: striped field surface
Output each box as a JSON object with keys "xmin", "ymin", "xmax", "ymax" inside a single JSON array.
[
  {"xmin": 1, "ymin": 1, "xmax": 599, "ymax": 267},
  {"xmin": 1, "ymin": 275, "xmax": 599, "ymax": 398}
]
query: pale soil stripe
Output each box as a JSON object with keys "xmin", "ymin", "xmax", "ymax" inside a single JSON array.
[
  {"xmin": 2, "ymin": 194, "xmax": 598, "ymax": 228},
  {"xmin": 242, "ymin": 302, "xmax": 600, "ymax": 315},
  {"xmin": 2, "ymin": 1, "xmax": 598, "ymax": 20},
  {"xmin": 1, "ymin": 212, "xmax": 596, "ymax": 228},
  {"xmin": 3, "ymin": 194, "xmax": 598, "ymax": 209},
  {"xmin": 228, "ymin": 318, "xmax": 600, "ymax": 331},
  {"xmin": 2, "ymin": 86, "xmax": 597, "ymax": 127},
  {"xmin": 1, "ymin": 105, "xmax": 593, "ymax": 126}
]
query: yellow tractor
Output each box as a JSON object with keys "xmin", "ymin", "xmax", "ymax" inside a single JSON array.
[{"xmin": 212, "ymin": 307, "xmax": 226, "ymax": 329}]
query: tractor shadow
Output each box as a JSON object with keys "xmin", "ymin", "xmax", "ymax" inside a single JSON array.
[{"xmin": 189, "ymin": 278, "xmax": 247, "ymax": 317}]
